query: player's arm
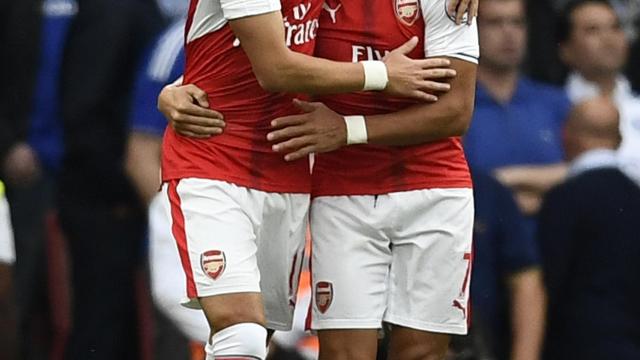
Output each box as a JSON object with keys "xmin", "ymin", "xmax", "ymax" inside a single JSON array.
[
  {"xmin": 267, "ymin": 58, "xmax": 475, "ymax": 160},
  {"xmin": 268, "ymin": 0, "xmax": 478, "ymax": 159},
  {"xmin": 230, "ymin": 11, "xmax": 446, "ymax": 100},
  {"xmin": 125, "ymin": 133, "xmax": 162, "ymax": 206},
  {"xmin": 507, "ymin": 269, "xmax": 546, "ymax": 360}
]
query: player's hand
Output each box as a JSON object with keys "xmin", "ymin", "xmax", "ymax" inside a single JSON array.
[
  {"xmin": 157, "ymin": 83, "xmax": 226, "ymax": 138},
  {"xmin": 448, "ymin": 0, "xmax": 479, "ymax": 25},
  {"xmin": 383, "ymin": 37, "xmax": 457, "ymax": 102},
  {"xmin": 268, "ymin": 99, "xmax": 346, "ymax": 161}
]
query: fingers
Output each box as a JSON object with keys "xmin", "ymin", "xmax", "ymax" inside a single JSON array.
[
  {"xmin": 172, "ymin": 101, "xmax": 224, "ymax": 120},
  {"xmin": 393, "ymin": 36, "xmax": 419, "ymax": 55},
  {"xmin": 468, "ymin": 0, "xmax": 479, "ymax": 25},
  {"xmin": 172, "ymin": 113, "xmax": 226, "ymax": 128},
  {"xmin": 420, "ymin": 80, "xmax": 450, "ymax": 93},
  {"xmin": 283, "ymin": 145, "xmax": 316, "ymax": 162},
  {"xmin": 420, "ymin": 68, "xmax": 456, "ymax": 79},
  {"xmin": 410, "ymin": 90, "xmax": 438, "ymax": 103},
  {"xmin": 172, "ymin": 122, "xmax": 223, "ymax": 138},
  {"xmin": 292, "ymin": 99, "xmax": 317, "ymax": 113},
  {"xmin": 420, "ymin": 58, "xmax": 451, "ymax": 69},
  {"xmin": 271, "ymin": 114, "xmax": 307, "ymax": 129},
  {"xmin": 183, "ymin": 84, "xmax": 210, "ymax": 107},
  {"xmin": 267, "ymin": 125, "xmax": 309, "ymax": 142},
  {"xmin": 456, "ymin": 0, "xmax": 471, "ymax": 25},
  {"xmin": 272, "ymin": 135, "xmax": 314, "ymax": 154}
]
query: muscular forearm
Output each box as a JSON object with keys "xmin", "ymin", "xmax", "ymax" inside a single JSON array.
[
  {"xmin": 365, "ymin": 58, "xmax": 476, "ymax": 146},
  {"xmin": 258, "ymin": 50, "xmax": 365, "ymax": 94},
  {"xmin": 508, "ymin": 269, "xmax": 546, "ymax": 360},
  {"xmin": 494, "ymin": 163, "xmax": 568, "ymax": 193}
]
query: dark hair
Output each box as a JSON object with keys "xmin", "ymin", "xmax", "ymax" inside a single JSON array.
[{"xmin": 556, "ymin": 0, "xmax": 615, "ymax": 44}]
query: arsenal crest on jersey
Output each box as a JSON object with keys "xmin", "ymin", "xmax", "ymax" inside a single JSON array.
[
  {"xmin": 201, "ymin": 250, "xmax": 226, "ymax": 280},
  {"xmin": 395, "ymin": 0, "xmax": 420, "ymax": 26},
  {"xmin": 315, "ymin": 281, "xmax": 333, "ymax": 314}
]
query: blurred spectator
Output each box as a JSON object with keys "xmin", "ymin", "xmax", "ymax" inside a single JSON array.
[
  {"xmin": 560, "ymin": 0, "xmax": 640, "ymax": 168},
  {"xmin": 526, "ymin": 0, "xmax": 640, "ymax": 86},
  {"xmin": 0, "ymin": 0, "xmax": 77, "ymax": 357},
  {"xmin": 57, "ymin": 0, "xmax": 162, "ymax": 358},
  {"xmin": 126, "ymin": 18, "xmax": 211, "ymax": 360},
  {"xmin": 0, "ymin": 180, "xmax": 17, "ymax": 359},
  {"xmin": 539, "ymin": 97, "xmax": 640, "ymax": 360},
  {"xmin": 463, "ymin": 0, "xmax": 570, "ymax": 216},
  {"xmin": 449, "ymin": 170, "xmax": 546, "ymax": 360}
]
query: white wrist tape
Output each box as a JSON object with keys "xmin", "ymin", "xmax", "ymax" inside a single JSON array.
[
  {"xmin": 361, "ymin": 61, "xmax": 389, "ymax": 91},
  {"xmin": 344, "ymin": 115, "xmax": 368, "ymax": 145}
]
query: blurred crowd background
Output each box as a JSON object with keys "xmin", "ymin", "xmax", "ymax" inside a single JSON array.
[{"xmin": 0, "ymin": 0, "xmax": 639, "ymax": 360}]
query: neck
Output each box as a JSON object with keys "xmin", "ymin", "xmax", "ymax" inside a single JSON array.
[
  {"xmin": 579, "ymin": 71, "xmax": 618, "ymax": 96},
  {"xmin": 478, "ymin": 65, "xmax": 519, "ymax": 104}
]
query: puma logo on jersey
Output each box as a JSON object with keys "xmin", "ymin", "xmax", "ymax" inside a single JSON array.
[
  {"xmin": 322, "ymin": 3, "xmax": 342, "ymax": 24},
  {"xmin": 352, "ymin": 45, "xmax": 390, "ymax": 62}
]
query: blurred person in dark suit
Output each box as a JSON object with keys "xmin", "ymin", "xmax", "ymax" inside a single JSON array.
[
  {"xmin": 463, "ymin": 0, "xmax": 571, "ymax": 217},
  {"xmin": 57, "ymin": 0, "xmax": 162, "ymax": 359},
  {"xmin": 0, "ymin": 0, "xmax": 77, "ymax": 357},
  {"xmin": 539, "ymin": 96, "xmax": 640, "ymax": 360},
  {"xmin": 559, "ymin": 0, "xmax": 640, "ymax": 170},
  {"xmin": 448, "ymin": 170, "xmax": 546, "ymax": 360}
]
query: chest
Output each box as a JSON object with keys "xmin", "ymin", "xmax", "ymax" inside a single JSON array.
[{"xmin": 317, "ymin": 0, "xmax": 425, "ymax": 60}]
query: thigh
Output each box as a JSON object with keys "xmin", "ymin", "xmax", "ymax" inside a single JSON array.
[
  {"xmin": 310, "ymin": 196, "xmax": 391, "ymax": 330},
  {"xmin": 386, "ymin": 188, "xmax": 474, "ymax": 335},
  {"xmin": 166, "ymin": 179, "xmax": 262, "ymax": 308},
  {"xmin": 256, "ymin": 191, "xmax": 310, "ymax": 331}
]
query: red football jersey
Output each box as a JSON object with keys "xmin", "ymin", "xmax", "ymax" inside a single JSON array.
[
  {"xmin": 162, "ymin": 0, "xmax": 323, "ymax": 193},
  {"xmin": 311, "ymin": 0, "xmax": 479, "ymax": 196}
]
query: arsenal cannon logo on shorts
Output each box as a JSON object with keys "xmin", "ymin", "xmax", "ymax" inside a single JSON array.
[
  {"xmin": 394, "ymin": 0, "xmax": 420, "ymax": 26},
  {"xmin": 201, "ymin": 250, "xmax": 226, "ymax": 280},
  {"xmin": 315, "ymin": 281, "xmax": 334, "ymax": 314}
]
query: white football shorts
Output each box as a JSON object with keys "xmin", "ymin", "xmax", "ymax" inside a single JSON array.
[
  {"xmin": 165, "ymin": 178, "xmax": 310, "ymax": 331},
  {"xmin": 149, "ymin": 192, "xmax": 209, "ymax": 342},
  {"xmin": 310, "ymin": 188, "xmax": 474, "ymax": 335}
]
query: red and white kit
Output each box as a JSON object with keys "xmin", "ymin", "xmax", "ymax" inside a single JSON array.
[
  {"xmin": 162, "ymin": 0, "xmax": 322, "ymax": 331},
  {"xmin": 310, "ymin": 0, "xmax": 478, "ymax": 334}
]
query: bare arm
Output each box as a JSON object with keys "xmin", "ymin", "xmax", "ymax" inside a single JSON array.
[
  {"xmin": 494, "ymin": 164, "xmax": 568, "ymax": 215},
  {"xmin": 365, "ymin": 58, "xmax": 476, "ymax": 145},
  {"xmin": 230, "ymin": 11, "xmax": 444, "ymax": 100},
  {"xmin": 507, "ymin": 269, "xmax": 546, "ymax": 360},
  {"xmin": 267, "ymin": 58, "xmax": 476, "ymax": 160},
  {"xmin": 125, "ymin": 133, "xmax": 162, "ymax": 206}
]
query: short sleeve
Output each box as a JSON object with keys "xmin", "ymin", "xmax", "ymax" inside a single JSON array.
[
  {"xmin": 130, "ymin": 21, "xmax": 186, "ymax": 136},
  {"xmin": 493, "ymin": 178, "xmax": 541, "ymax": 274},
  {"xmin": 421, "ymin": 0, "xmax": 479, "ymax": 63},
  {"xmin": 220, "ymin": 0, "xmax": 281, "ymax": 20}
]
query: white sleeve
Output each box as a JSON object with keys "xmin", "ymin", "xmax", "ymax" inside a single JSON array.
[
  {"xmin": 421, "ymin": 0, "xmax": 479, "ymax": 63},
  {"xmin": 219, "ymin": 0, "xmax": 281, "ymax": 20}
]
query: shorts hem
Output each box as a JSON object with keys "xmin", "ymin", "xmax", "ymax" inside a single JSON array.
[
  {"xmin": 265, "ymin": 321, "xmax": 293, "ymax": 332},
  {"xmin": 311, "ymin": 318, "xmax": 382, "ymax": 330},
  {"xmin": 384, "ymin": 314, "xmax": 468, "ymax": 335},
  {"xmin": 180, "ymin": 286, "xmax": 262, "ymax": 309}
]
